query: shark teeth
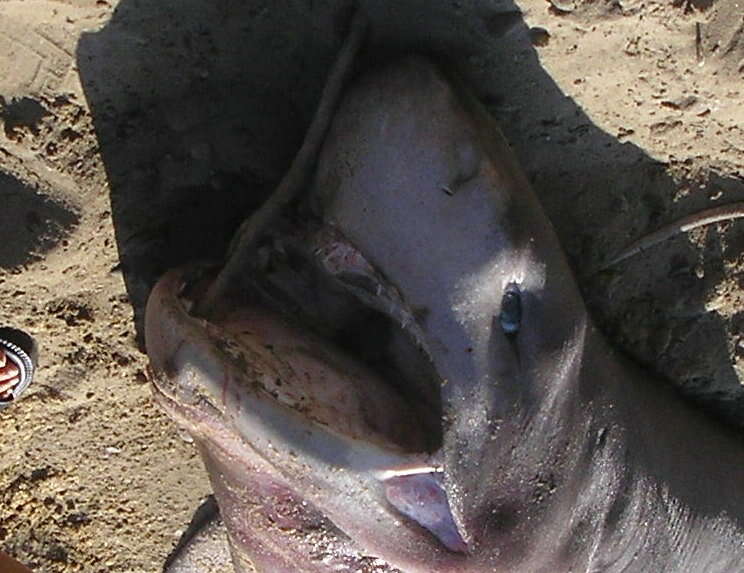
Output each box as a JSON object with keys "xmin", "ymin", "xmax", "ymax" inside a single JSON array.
[
  {"xmin": 309, "ymin": 224, "xmax": 429, "ymax": 352},
  {"xmin": 374, "ymin": 464, "xmax": 443, "ymax": 480}
]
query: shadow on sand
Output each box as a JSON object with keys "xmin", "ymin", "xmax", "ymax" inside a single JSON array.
[
  {"xmin": 0, "ymin": 172, "xmax": 78, "ymax": 269},
  {"xmin": 77, "ymin": 0, "xmax": 744, "ymax": 427}
]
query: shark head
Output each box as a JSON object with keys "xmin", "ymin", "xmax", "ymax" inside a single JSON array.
[{"xmin": 146, "ymin": 56, "xmax": 598, "ymax": 573}]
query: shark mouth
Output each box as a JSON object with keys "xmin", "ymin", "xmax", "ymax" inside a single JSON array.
[
  {"xmin": 238, "ymin": 217, "xmax": 469, "ymax": 549},
  {"xmin": 145, "ymin": 214, "xmax": 469, "ymax": 569}
]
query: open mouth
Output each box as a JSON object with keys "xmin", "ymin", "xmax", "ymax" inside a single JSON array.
[
  {"xmin": 238, "ymin": 217, "xmax": 444, "ymax": 453},
  {"xmin": 146, "ymin": 213, "xmax": 469, "ymax": 563}
]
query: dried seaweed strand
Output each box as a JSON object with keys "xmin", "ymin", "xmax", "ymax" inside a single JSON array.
[{"xmin": 602, "ymin": 201, "xmax": 744, "ymax": 269}]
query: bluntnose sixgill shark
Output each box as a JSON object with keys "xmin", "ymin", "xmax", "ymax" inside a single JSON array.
[{"xmin": 145, "ymin": 57, "xmax": 744, "ymax": 572}]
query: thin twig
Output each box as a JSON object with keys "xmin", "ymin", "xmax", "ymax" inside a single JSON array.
[
  {"xmin": 195, "ymin": 10, "xmax": 368, "ymax": 318},
  {"xmin": 600, "ymin": 201, "xmax": 744, "ymax": 270}
]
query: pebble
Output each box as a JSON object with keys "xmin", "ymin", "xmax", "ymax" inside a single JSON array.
[
  {"xmin": 549, "ymin": 0, "xmax": 576, "ymax": 13},
  {"xmin": 529, "ymin": 27, "xmax": 551, "ymax": 47}
]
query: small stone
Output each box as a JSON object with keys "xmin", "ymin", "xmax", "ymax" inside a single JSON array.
[
  {"xmin": 176, "ymin": 426, "xmax": 194, "ymax": 444},
  {"xmin": 549, "ymin": 0, "xmax": 576, "ymax": 13},
  {"xmin": 660, "ymin": 95, "xmax": 698, "ymax": 110},
  {"xmin": 529, "ymin": 27, "xmax": 551, "ymax": 47}
]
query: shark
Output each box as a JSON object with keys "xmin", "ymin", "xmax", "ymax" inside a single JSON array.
[{"xmin": 145, "ymin": 56, "xmax": 744, "ymax": 572}]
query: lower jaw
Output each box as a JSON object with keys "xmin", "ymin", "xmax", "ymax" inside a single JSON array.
[
  {"xmin": 153, "ymin": 378, "xmax": 414, "ymax": 571},
  {"xmin": 196, "ymin": 437, "xmax": 400, "ymax": 573},
  {"xmin": 154, "ymin": 367, "xmax": 469, "ymax": 566}
]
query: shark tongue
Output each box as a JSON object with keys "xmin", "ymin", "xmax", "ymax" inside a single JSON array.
[{"xmin": 382, "ymin": 471, "xmax": 467, "ymax": 553}]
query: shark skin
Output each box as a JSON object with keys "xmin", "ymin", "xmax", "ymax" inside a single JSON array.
[{"xmin": 145, "ymin": 57, "xmax": 744, "ymax": 572}]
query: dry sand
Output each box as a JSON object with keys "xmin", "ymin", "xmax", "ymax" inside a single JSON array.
[{"xmin": 0, "ymin": 0, "xmax": 741, "ymax": 571}]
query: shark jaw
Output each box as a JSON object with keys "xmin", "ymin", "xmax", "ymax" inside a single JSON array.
[
  {"xmin": 145, "ymin": 56, "xmax": 596, "ymax": 573},
  {"xmin": 146, "ymin": 235, "xmax": 473, "ymax": 572}
]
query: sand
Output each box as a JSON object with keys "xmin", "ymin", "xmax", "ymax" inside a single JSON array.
[{"xmin": 0, "ymin": 0, "xmax": 741, "ymax": 571}]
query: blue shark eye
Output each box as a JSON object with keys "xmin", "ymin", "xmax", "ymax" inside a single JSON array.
[{"xmin": 499, "ymin": 284, "xmax": 521, "ymax": 335}]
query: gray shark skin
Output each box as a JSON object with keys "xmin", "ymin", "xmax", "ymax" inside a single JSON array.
[{"xmin": 145, "ymin": 57, "xmax": 744, "ymax": 572}]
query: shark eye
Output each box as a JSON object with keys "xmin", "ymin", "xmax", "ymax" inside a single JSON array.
[{"xmin": 499, "ymin": 284, "xmax": 522, "ymax": 335}]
